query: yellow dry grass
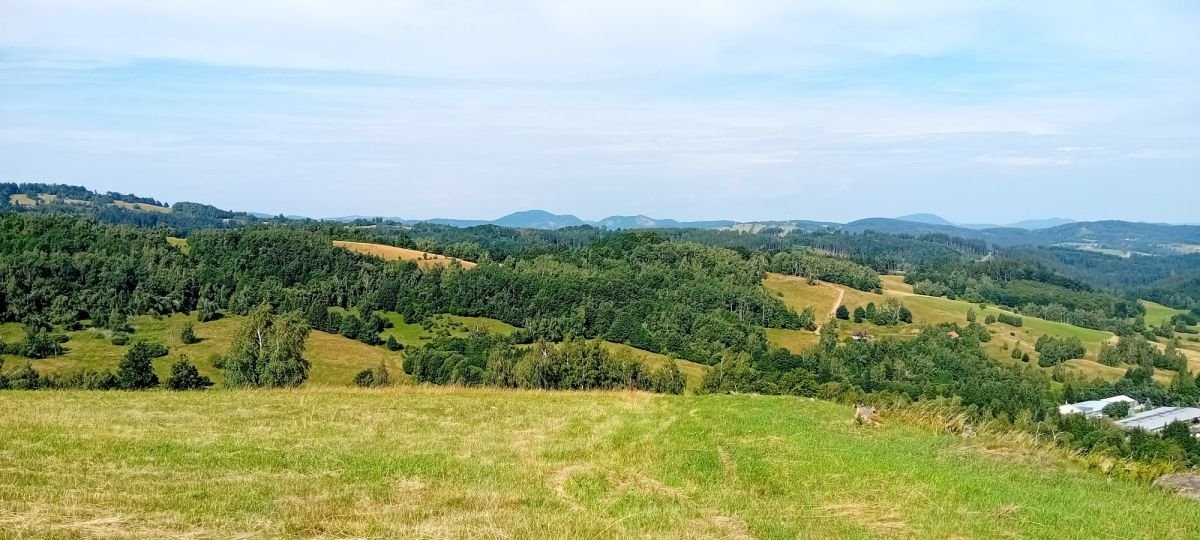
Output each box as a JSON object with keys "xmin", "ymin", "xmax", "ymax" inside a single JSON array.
[
  {"xmin": 8, "ymin": 194, "xmax": 37, "ymax": 206},
  {"xmin": 112, "ymin": 200, "xmax": 171, "ymax": 213},
  {"xmin": 333, "ymin": 240, "xmax": 478, "ymax": 269}
]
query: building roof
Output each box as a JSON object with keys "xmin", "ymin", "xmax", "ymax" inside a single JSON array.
[
  {"xmin": 1058, "ymin": 395, "xmax": 1138, "ymax": 416},
  {"xmin": 1115, "ymin": 407, "xmax": 1200, "ymax": 432}
]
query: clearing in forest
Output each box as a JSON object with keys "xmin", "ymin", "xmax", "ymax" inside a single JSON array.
[{"xmin": 333, "ymin": 240, "xmax": 478, "ymax": 269}]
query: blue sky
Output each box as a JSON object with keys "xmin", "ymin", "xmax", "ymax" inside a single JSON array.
[{"xmin": 2, "ymin": 1, "xmax": 1198, "ymax": 223}]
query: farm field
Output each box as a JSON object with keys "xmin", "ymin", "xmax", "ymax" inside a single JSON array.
[
  {"xmin": 333, "ymin": 240, "xmax": 477, "ymax": 269},
  {"xmin": 0, "ymin": 388, "xmax": 1196, "ymax": 539},
  {"xmin": 762, "ymin": 273, "xmax": 1200, "ymax": 382}
]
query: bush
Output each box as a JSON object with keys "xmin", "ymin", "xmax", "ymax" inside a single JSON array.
[
  {"xmin": 180, "ymin": 321, "xmax": 199, "ymax": 344},
  {"xmin": 110, "ymin": 333, "xmax": 131, "ymax": 346},
  {"xmin": 835, "ymin": 305, "xmax": 849, "ymax": 320},
  {"xmin": 386, "ymin": 335, "xmax": 403, "ymax": 351},
  {"xmin": 353, "ymin": 369, "xmax": 376, "ymax": 387},
  {"xmin": 163, "ymin": 356, "xmax": 213, "ymax": 390},
  {"xmin": 984, "ymin": 314, "xmax": 997, "ymax": 324}
]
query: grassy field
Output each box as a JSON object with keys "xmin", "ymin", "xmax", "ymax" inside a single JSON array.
[
  {"xmin": 761, "ymin": 273, "xmax": 1200, "ymax": 382},
  {"xmin": 1142, "ymin": 300, "xmax": 1190, "ymax": 327},
  {"xmin": 0, "ymin": 314, "xmax": 405, "ymax": 387},
  {"xmin": 333, "ymin": 240, "xmax": 478, "ymax": 269},
  {"xmin": 112, "ymin": 200, "xmax": 171, "ymax": 213},
  {"xmin": 165, "ymin": 236, "xmax": 190, "ymax": 253},
  {"xmin": 0, "ymin": 388, "xmax": 1196, "ymax": 539},
  {"xmin": 7, "ymin": 193, "xmax": 37, "ymax": 206}
]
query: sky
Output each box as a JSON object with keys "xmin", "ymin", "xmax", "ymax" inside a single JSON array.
[{"xmin": 2, "ymin": 1, "xmax": 1198, "ymax": 224}]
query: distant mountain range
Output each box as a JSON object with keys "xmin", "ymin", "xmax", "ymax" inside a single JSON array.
[
  {"xmin": 5, "ymin": 182, "xmax": 1196, "ymax": 256},
  {"xmin": 327, "ymin": 210, "xmax": 736, "ymax": 231},
  {"xmin": 895, "ymin": 213, "xmax": 1076, "ymax": 231}
]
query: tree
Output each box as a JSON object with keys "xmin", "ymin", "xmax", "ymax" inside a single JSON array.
[
  {"xmin": 1011, "ymin": 346, "xmax": 1023, "ymax": 360},
  {"xmin": 164, "ymin": 356, "xmax": 213, "ymax": 390},
  {"xmin": 180, "ymin": 321, "xmax": 199, "ymax": 344},
  {"xmin": 864, "ymin": 302, "xmax": 877, "ymax": 321},
  {"xmin": 819, "ymin": 319, "xmax": 839, "ymax": 351},
  {"xmin": 222, "ymin": 304, "xmax": 311, "ymax": 388},
  {"xmin": 1102, "ymin": 401, "xmax": 1131, "ymax": 419},
  {"xmin": 898, "ymin": 306, "xmax": 913, "ymax": 324},
  {"xmin": 853, "ymin": 306, "xmax": 865, "ymax": 323},
  {"xmin": 196, "ymin": 298, "xmax": 220, "ymax": 322},
  {"xmin": 966, "ymin": 308, "xmax": 977, "ymax": 323},
  {"xmin": 386, "ymin": 335, "xmax": 403, "ymax": 351},
  {"xmin": 116, "ymin": 341, "xmax": 160, "ymax": 390},
  {"xmin": 835, "ymin": 305, "xmax": 850, "ymax": 320},
  {"xmin": 984, "ymin": 314, "xmax": 997, "ymax": 324}
]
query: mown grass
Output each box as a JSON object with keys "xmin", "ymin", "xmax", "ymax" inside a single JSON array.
[
  {"xmin": 112, "ymin": 200, "xmax": 170, "ymax": 213},
  {"xmin": 333, "ymin": 240, "xmax": 477, "ymax": 269},
  {"xmin": 0, "ymin": 388, "xmax": 1196, "ymax": 539},
  {"xmin": 762, "ymin": 273, "xmax": 1167, "ymax": 382}
]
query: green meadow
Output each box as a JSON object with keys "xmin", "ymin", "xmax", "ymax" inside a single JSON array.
[{"xmin": 0, "ymin": 388, "xmax": 1196, "ymax": 539}]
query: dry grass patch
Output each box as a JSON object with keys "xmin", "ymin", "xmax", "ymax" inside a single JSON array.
[
  {"xmin": 333, "ymin": 240, "xmax": 477, "ymax": 269},
  {"xmin": 112, "ymin": 200, "xmax": 171, "ymax": 213}
]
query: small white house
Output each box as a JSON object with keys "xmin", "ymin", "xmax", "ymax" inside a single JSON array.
[
  {"xmin": 1058, "ymin": 395, "xmax": 1141, "ymax": 418},
  {"xmin": 1115, "ymin": 407, "xmax": 1200, "ymax": 435}
]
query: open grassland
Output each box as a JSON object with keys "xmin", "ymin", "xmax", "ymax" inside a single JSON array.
[
  {"xmin": 0, "ymin": 314, "xmax": 405, "ymax": 387},
  {"xmin": 1142, "ymin": 300, "xmax": 1191, "ymax": 328},
  {"xmin": 762, "ymin": 274, "xmax": 1195, "ymax": 382},
  {"xmin": 333, "ymin": 240, "xmax": 477, "ymax": 269},
  {"xmin": 112, "ymin": 200, "xmax": 171, "ymax": 213},
  {"xmin": 7, "ymin": 194, "xmax": 37, "ymax": 206},
  {"xmin": 0, "ymin": 388, "xmax": 1196, "ymax": 539}
]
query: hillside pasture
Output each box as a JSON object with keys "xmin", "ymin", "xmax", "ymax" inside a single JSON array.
[
  {"xmin": 333, "ymin": 240, "xmax": 477, "ymax": 269},
  {"xmin": 112, "ymin": 200, "xmax": 171, "ymax": 213},
  {"xmin": 762, "ymin": 273, "xmax": 1176, "ymax": 383},
  {"xmin": 7, "ymin": 193, "xmax": 37, "ymax": 206},
  {"xmin": 0, "ymin": 314, "xmax": 406, "ymax": 387},
  {"xmin": 0, "ymin": 388, "xmax": 1197, "ymax": 538}
]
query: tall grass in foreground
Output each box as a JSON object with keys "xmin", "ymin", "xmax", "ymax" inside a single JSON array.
[{"xmin": 0, "ymin": 387, "xmax": 1197, "ymax": 539}]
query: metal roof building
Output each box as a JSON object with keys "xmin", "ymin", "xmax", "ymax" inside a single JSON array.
[
  {"xmin": 1058, "ymin": 395, "xmax": 1140, "ymax": 418},
  {"xmin": 1114, "ymin": 407, "xmax": 1200, "ymax": 434}
]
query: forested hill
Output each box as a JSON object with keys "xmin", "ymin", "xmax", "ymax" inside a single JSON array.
[
  {"xmin": 4, "ymin": 183, "xmax": 1200, "ymax": 310},
  {"xmin": 0, "ymin": 182, "xmax": 265, "ymax": 233}
]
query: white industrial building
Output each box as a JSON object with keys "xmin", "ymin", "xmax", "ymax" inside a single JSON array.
[
  {"xmin": 1115, "ymin": 407, "xmax": 1200, "ymax": 435},
  {"xmin": 1058, "ymin": 395, "xmax": 1141, "ymax": 418}
]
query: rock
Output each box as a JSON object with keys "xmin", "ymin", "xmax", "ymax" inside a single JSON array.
[{"xmin": 1154, "ymin": 474, "xmax": 1200, "ymax": 501}]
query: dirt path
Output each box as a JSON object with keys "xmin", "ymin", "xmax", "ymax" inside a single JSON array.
[{"xmin": 816, "ymin": 286, "xmax": 846, "ymax": 333}]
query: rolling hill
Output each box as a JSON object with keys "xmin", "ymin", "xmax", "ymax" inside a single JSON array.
[{"xmin": 762, "ymin": 273, "xmax": 1200, "ymax": 383}]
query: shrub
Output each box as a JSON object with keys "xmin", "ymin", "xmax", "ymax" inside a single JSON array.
[
  {"xmin": 180, "ymin": 321, "xmax": 199, "ymax": 344},
  {"xmin": 386, "ymin": 335, "xmax": 403, "ymax": 351},
  {"xmin": 164, "ymin": 356, "xmax": 213, "ymax": 390},
  {"xmin": 835, "ymin": 305, "xmax": 850, "ymax": 320},
  {"xmin": 110, "ymin": 333, "xmax": 131, "ymax": 346}
]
